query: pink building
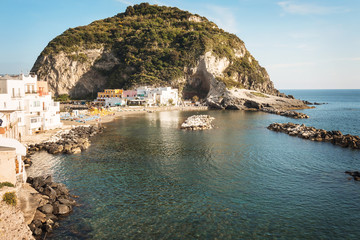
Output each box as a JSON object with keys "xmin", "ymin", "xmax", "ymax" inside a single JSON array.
[{"xmin": 123, "ymin": 90, "xmax": 137, "ymax": 98}]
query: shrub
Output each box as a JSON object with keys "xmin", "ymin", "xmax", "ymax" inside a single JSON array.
[
  {"xmin": 2, "ymin": 192, "xmax": 17, "ymax": 206},
  {"xmin": 56, "ymin": 94, "xmax": 71, "ymax": 102},
  {"xmin": 0, "ymin": 182, "xmax": 15, "ymax": 189}
]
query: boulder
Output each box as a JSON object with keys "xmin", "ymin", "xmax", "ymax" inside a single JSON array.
[
  {"xmin": 56, "ymin": 183, "xmax": 70, "ymax": 195},
  {"xmin": 39, "ymin": 204, "xmax": 54, "ymax": 214},
  {"xmin": 70, "ymin": 147, "xmax": 82, "ymax": 154},
  {"xmin": 53, "ymin": 204, "xmax": 71, "ymax": 215},
  {"xmin": 58, "ymin": 198, "xmax": 76, "ymax": 206},
  {"xmin": 43, "ymin": 186, "xmax": 57, "ymax": 201}
]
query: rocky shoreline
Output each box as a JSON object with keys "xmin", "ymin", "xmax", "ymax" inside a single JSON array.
[
  {"xmin": 26, "ymin": 125, "xmax": 103, "ymax": 157},
  {"xmin": 261, "ymin": 108, "xmax": 309, "ymax": 119},
  {"xmin": 181, "ymin": 115, "xmax": 215, "ymax": 130},
  {"xmin": 267, "ymin": 122, "xmax": 360, "ymax": 149},
  {"xmin": 26, "ymin": 175, "xmax": 77, "ymax": 238},
  {"xmin": 21, "ymin": 125, "xmax": 103, "ymax": 238}
]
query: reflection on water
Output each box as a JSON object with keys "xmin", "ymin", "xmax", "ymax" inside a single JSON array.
[{"xmin": 28, "ymin": 91, "xmax": 360, "ymax": 239}]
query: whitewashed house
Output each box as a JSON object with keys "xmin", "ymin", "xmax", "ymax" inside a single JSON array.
[
  {"xmin": 152, "ymin": 87, "xmax": 179, "ymax": 106},
  {"xmin": 136, "ymin": 86, "xmax": 179, "ymax": 106},
  {"xmin": 104, "ymin": 97, "xmax": 127, "ymax": 107},
  {"xmin": 0, "ymin": 74, "xmax": 61, "ymax": 136}
]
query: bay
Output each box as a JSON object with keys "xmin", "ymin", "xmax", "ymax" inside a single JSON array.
[{"xmin": 28, "ymin": 90, "xmax": 360, "ymax": 239}]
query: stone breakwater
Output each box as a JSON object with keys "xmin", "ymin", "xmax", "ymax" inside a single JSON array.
[
  {"xmin": 26, "ymin": 125, "xmax": 103, "ymax": 156},
  {"xmin": 267, "ymin": 122, "xmax": 360, "ymax": 149},
  {"xmin": 27, "ymin": 175, "xmax": 77, "ymax": 238},
  {"xmin": 345, "ymin": 171, "xmax": 360, "ymax": 181},
  {"xmin": 181, "ymin": 115, "xmax": 215, "ymax": 130},
  {"xmin": 261, "ymin": 108, "xmax": 309, "ymax": 119}
]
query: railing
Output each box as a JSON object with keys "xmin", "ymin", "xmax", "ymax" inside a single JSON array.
[
  {"xmin": 11, "ymin": 95, "xmax": 24, "ymax": 98},
  {"xmin": 25, "ymin": 91, "xmax": 37, "ymax": 94}
]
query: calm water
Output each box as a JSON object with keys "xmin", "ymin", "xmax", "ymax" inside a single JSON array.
[{"xmin": 28, "ymin": 90, "xmax": 360, "ymax": 239}]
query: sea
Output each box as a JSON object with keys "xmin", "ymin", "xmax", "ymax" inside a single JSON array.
[{"xmin": 27, "ymin": 89, "xmax": 360, "ymax": 239}]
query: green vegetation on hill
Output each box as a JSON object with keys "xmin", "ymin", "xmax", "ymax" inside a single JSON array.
[{"xmin": 38, "ymin": 3, "xmax": 268, "ymax": 90}]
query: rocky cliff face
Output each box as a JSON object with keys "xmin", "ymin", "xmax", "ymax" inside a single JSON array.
[{"xmin": 31, "ymin": 3, "xmax": 306, "ymax": 110}]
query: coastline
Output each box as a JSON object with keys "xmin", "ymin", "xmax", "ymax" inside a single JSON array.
[
  {"xmin": 3, "ymin": 105, "xmax": 208, "ymax": 239},
  {"xmin": 22, "ymin": 106, "xmax": 208, "ymax": 145}
]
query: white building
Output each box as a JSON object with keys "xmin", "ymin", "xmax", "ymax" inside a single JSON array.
[
  {"xmin": 136, "ymin": 86, "xmax": 179, "ymax": 106},
  {"xmin": 0, "ymin": 74, "xmax": 61, "ymax": 136},
  {"xmin": 104, "ymin": 97, "xmax": 127, "ymax": 107}
]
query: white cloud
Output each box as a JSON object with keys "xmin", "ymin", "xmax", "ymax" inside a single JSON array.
[{"xmin": 277, "ymin": 1, "xmax": 349, "ymax": 15}]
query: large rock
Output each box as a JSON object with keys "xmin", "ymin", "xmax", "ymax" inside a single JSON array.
[
  {"xmin": 39, "ymin": 204, "xmax": 54, "ymax": 214},
  {"xmin": 53, "ymin": 204, "xmax": 71, "ymax": 215},
  {"xmin": 181, "ymin": 115, "xmax": 215, "ymax": 130},
  {"xmin": 43, "ymin": 186, "xmax": 57, "ymax": 201}
]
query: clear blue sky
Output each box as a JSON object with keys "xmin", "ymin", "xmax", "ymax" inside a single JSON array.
[{"xmin": 1, "ymin": 0, "xmax": 359, "ymax": 89}]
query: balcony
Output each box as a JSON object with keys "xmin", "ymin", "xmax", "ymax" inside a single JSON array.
[{"xmin": 11, "ymin": 94, "xmax": 24, "ymax": 98}]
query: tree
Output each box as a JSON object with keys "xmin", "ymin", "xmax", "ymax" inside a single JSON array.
[{"xmin": 192, "ymin": 95, "xmax": 199, "ymax": 103}]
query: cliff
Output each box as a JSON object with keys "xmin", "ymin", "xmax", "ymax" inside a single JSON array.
[{"xmin": 32, "ymin": 3, "xmax": 306, "ymax": 110}]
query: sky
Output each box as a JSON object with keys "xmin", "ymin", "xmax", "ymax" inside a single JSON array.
[{"xmin": 0, "ymin": 0, "xmax": 359, "ymax": 89}]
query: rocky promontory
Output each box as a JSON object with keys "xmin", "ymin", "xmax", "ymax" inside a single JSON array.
[
  {"xmin": 267, "ymin": 123, "xmax": 360, "ymax": 149},
  {"xmin": 181, "ymin": 115, "xmax": 214, "ymax": 130},
  {"xmin": 31, "ymin": 3, "xmax": 308, "ymax": 112}
]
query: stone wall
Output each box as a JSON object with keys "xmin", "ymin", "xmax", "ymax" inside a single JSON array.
[{"xmin": 0, "ymin": 147, "xmax": 16, "ymax": 185}]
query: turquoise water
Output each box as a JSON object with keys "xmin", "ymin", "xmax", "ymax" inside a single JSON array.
[{"xmin": 28, "ymin": 90, "xmax": 360, "ymax": 239}]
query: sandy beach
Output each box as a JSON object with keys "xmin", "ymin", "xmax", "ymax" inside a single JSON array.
[{"xmin": 21, "ymin": 106, "xmax": 208, "ymax": 145}]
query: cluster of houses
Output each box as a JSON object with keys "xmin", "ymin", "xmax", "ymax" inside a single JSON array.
[
  {"xmin": 0, "ymin": 73, "xmax": 61, "ymax": 185},
  {"xmin": 0, "ymin": 73, "xmax": 183, "ymax": 186},
  {"xmin": 95, "ymin": 86, "xmax": 179, "ymax": 107}
]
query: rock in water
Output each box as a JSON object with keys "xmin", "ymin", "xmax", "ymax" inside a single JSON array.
[
  {"xmin": 181, "ymin": 115, "xmax": 214, "ymax": 130},
  {"xmin": 267, "ymin": 122, "xmax": 360, "ymax": 150}
]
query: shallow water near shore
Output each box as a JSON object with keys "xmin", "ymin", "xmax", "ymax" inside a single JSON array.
[{"xmin": 28, "ymin": 90, "xmax": 360, "ymax": 239}]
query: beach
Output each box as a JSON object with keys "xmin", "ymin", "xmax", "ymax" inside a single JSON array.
[{"xmin": 22, "ymin": 106, "xmax": 208, "ymax": 145}]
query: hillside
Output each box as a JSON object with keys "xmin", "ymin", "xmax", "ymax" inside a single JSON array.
[{"xmin": 31, "ymin": 3, "xmax": 306, "ymax": 110}]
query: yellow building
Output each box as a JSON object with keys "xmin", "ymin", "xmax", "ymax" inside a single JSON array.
[{"xmin": 97, "ymin": 89, "xmax": 123, "ymax": 98}]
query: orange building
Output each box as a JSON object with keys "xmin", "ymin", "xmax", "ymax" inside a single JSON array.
[
  {"xmin": 97, "ymin": 89, "xmax": 123, "ymax": 98},
  {"xmin": 37, "ymin": 81, "xmax": 49, "ymax": 96}
]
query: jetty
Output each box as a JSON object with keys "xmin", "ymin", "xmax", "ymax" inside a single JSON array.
[{"xmin": 267, "ymin": 122, "xmax": 360, "ymax": 149}]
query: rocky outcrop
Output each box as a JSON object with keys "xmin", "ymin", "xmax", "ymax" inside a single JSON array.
[
  {"xmin": 27, "ymin": 176, "xmax": 77, "ymax": 238},
  {"xmin": 32, "ymin": 48, "xmax": 118, "ymax": 97},
  {"xmin": 30, "ymin": 3, "xmax": 308, "ymax": 112},
  {"xmin": 345, "ymin": 171, "xmax": 360, "ymax": 181},
  {"xmin": 261, "ymin": 108, "xmax": 309, "ymax": 119},
  {"xmin": 267, "ymin": 123, "xmax": 360, "ymax": 149},
  {"xmin": 27, "ymin": 125, "xmax": 103, "ymax": 155},
  {"xmin": 181, "ymin": 115, "xmax": 214, "ymax": 130}
]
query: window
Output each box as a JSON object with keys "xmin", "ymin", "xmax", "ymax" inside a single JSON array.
[
  {"xmin": 33, "ymin": 101, "xmax": 40, "ymax": 107},
  {"xmin": 31, "ymin": 118, "xmax": 37, "ymax": 123}
]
